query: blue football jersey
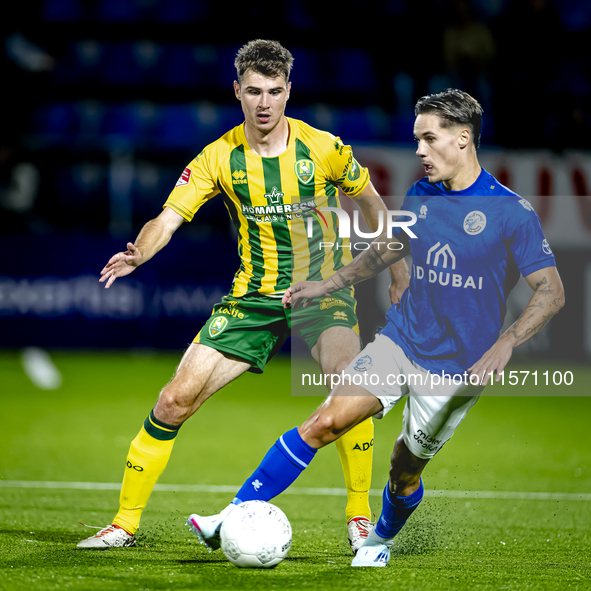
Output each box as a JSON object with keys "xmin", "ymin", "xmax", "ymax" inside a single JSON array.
[{"xmin": 381, "ymin": 168, "xmax": 556, "ymax": 376}]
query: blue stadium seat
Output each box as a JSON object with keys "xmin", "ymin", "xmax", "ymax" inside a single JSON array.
[
  {"xmin": 216, "ymin": 45, "xmax": 241, "ymax": 89},
  {"xmin": 76, "ymin": 100, "xmax": 106, "ymax": 138},
  {"xmin": 132, "ymin": 161, "xmax": 170, "ymax": 209},
  {"xmin": 326, "ymin": 48, "xmax": 377, "ymax": 95},
  {"xmin": 132, "ymin": 41, "xmax": 163, "ymax": 86},
  {"xmin": 284, "ymin": 106, "xmax": 314, "ymax": 126},
  {"xmin": 306, "ymin": 104, "xmax": 339, "ymax": 136},
  {"xmin": 153, "ymin": 0, "xmax": 206, "ymax": 23},
  {"xmin": 289, "ymin": 47, "xmax": 321, "ymax": 91},
  {"xmin": 335, "ymin": 107, "xmax": 376, "ymax": 142},
  {"xmin": 34, "ymin": 103, "xmax": 80, "ymax": 140},
  {"xmin": 390, "ymin": 114, "xmax": 415, "ymax": 142},
  {"xmin": 55, "ymin": 164, "xmax": 108, "ymax": 213},
  {"xmin": 55, "ymin": 40, "xmax": 105, "ymax": 85},
  {"xmin": 101, "ymin": 43, "xmax": 141, "ymax": 86},
  {"xmin": 97, "ymin": 0, "xmax": 138, "ymax": 22},
  {"xmin": 158, "ymin": 44, "xmax": 197, "ymax": 88},
  {"xmin": 191, "ymin": 45, "xmax": 223, "ymax": 90},
  {"xmin": 42, "ymin": 0, "xmax": 82, "ymax": 21},
  {"xmin": 101, "ymin": 102, "xmax": 153, "ymax": 147},
  {"xmin": 153, "ymin": 104, "xmax": 200, "ymax": 150}
]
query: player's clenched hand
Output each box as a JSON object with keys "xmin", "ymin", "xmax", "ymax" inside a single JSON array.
[
  {"xmin": 389, "ymin": 279, "xmax": 409, "ymax": 305},
  {"xmin": 468, "ymin": 334, "xmax": 516, "ymax": 386},
  {"xmin": 99, "ymin": 243, "xmax": 143, "ymax": 289},
  {"xmin": 284, "ymin": 280, "xmax": 332, "ymax": 309}
]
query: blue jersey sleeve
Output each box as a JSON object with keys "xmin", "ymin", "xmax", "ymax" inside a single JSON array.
[
  {"xmin": 391, "ymin": 190, "xmax": 416, "ymax": 241},
  {"xmin": 505, "ymin": 200, "xmax": 556, "ymax": 277}
]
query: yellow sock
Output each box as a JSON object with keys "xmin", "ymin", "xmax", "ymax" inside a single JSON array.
[
  {"xmin": 336, "ymin": 417, "xmax": 374, "ymax": 522},
  {"xmin": 112, "ymin": 410, "xmax": 180, "ymax": 535}
]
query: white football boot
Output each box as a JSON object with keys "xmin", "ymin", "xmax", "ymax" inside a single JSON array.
[
  {"xmin": 77, "ymin": 524, "xmax": 135, "ymax": 549},
  {"xmin": 351, "ymin": 527, "xmax": 394, "ymax": 567},
  {"xmin": 347, "ymin": 516, "xmax": 372, "ymax": 555},
  {"xmin": 186, "ymin": 504, "xmax": 236, "ymax": 552}
]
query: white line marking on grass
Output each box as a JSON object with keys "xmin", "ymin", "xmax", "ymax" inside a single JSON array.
[{"xmin": 0, "ymin": 480, "xmax": 590, "ymax": 501}]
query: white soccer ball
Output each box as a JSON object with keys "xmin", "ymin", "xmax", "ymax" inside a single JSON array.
[{"xmin": 220, "ymin": 501, "xmax": 292, "ymax": 568}]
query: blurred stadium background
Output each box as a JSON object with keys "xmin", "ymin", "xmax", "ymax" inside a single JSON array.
[
  {"xmin": 1, "ymin": 0, "xmax": 590, "ymax": 360},
  {"xmin": 1, "ymin": 3, "xmax": 591, "ymax": 588}
]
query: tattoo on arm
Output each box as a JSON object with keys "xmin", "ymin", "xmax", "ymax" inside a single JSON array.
[
  {"xmin": 504, "ymin": 278, "xmax": 563, "ymax": 347},
  {"xmin": 367, "ymin": 245, "xmax": 387, "ymax": 272}
]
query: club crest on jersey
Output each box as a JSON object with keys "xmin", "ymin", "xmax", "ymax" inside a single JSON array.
[
  {"xmin": 463, "ymin": 211, "xmax": 487, "ymax": 235},
  {"xmin": 209, "ymin": 316, "xmax": 228, "ymax": 338},
  {"xmin": 542, "ymin": 239, "xmax": 553, "ymax": 255},
  {"xmin": 294, "ymin": 159, "xmax": 315, "ymax": 184},
  {"xmin": 175, "ymin": 167, "xmax": 191, "ymax": 187},
  {"xmin": 419, "ymin": 205, "xmax": 428, "ymax": 219},
  {"xmin": 354, "ymin": 355, "xmax": 372, "ymax": 372},
  {"xmin": 347, "ymin": 158, "xmax": 362, "ymax": 181}
]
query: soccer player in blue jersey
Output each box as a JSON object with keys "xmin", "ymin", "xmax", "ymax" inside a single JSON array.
[{"xmin": 187, "ymin": 89, "xmax": 565, "ymax": 567}]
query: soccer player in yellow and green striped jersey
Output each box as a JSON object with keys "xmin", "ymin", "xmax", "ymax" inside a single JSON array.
[
  {"xmin": 78, "ymin": 39, "xmax": 410, "ymax": 554},
  {"xmin": 165, "ymin": 116, "xmax": 364, "ymax": 299}
]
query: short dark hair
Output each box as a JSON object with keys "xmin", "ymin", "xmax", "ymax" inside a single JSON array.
[
  {"xmin": 234, "ymin": 39, "xmax": 294, "ymax": 84},
  {"xmin": 415, "ymin": 89, "xmax": 484, "ymax": 148}
]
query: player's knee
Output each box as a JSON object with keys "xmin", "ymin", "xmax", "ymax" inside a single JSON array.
[
  {"xmin": 309, "ymin": 413, "xmax": 348, "ymax": 445},
  {"xmin": 156, "ymin": 382, "xmax": 202, "ymax": 423}
]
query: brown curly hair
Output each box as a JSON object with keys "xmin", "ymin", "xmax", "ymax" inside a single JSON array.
[{"xmin": 234, "ymin": 39, "xmax": 294, "ymax": 84}]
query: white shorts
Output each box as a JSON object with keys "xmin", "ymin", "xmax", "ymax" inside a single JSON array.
[{"xmin": 341, "ymin": 334, "xmax": 483, "ymax": 459}]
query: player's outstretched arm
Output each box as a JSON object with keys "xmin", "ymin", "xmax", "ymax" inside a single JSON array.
[
  {"xmin": 283, "ymin": 232, "xmax": 410, "ymax": 308},
  {"xmin": 350, "ymin": 182, "xmax": 410, "ymax": 304},
  {"xmin": 99, "ymin": 207, "xmax": 185, "ymax": 289},
  {"xmin": 468, "ymin": 266, "xmax": 565, "ymax": 385}
]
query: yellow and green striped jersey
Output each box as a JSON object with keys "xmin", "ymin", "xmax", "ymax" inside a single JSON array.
[{"xmin": 164, "ymin": 117, "xmax": 370, "ymax": 298}]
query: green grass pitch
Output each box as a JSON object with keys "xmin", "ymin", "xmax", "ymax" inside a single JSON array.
[{"xmin": 1, "ymin": 350, "xmax": 590, "ymax": 590}]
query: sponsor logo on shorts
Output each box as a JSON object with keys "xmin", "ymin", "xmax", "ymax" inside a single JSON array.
[
  {"xmin": 354, "ymin": 355, "xmax": 372, "ymax": 372},
  {"xmin": 175, "ymin": 167, "xmax": 191, "ymax": 187},
  {"xmin": 217, "ymin": 305, "xmax": 245, "ymax": 319},
  {"xmin": 464, "ymin": 211, "xmax": 487, "ymax": 235},
  {"xmin": 209, "ymin": 316, "xmax": 228, "ymax": 337},
  {"xmin": 319, "ymin": 297, "xmax": 346, "ymax": 310},
  {"xmin": 413, "ymin": 429, "xmax": 443, "ymax": 453},
  {"xmin": 333, "ymin": 311, "xmax": 348, "ymax": 321}
]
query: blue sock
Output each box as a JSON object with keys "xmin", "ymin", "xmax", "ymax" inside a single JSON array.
[
  {"xmin": 374, "ymin": 478, "xmax": 424, "ymax": 539},
  {"xmin": 233, "ymin": 427, "xmax": 317, "ymax": 504}
]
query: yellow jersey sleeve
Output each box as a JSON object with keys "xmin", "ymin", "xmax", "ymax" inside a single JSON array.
[
  {"xmin": 163, "ymin": 147, "xmax": 220, "ymax": 222},
  {"xmin": 327, "ymin": 136, "xmax": 370, "ymax": 197}
]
